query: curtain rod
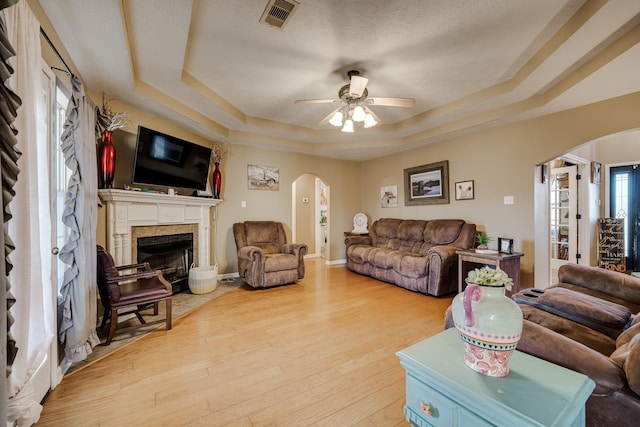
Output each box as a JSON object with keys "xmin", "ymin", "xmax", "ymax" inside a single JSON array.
[{"xmin": 39, "ymin": 27, "xmax": 73, "ymax": 76}]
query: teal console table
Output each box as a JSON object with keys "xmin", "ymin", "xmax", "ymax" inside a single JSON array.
[{"xmin": 397, "ymin": 329, "xmax": 595, "ymax": 427}]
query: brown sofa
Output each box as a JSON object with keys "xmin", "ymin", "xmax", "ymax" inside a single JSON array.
[
  {"xmin": 233, "ymin": 221, "xmax": 308, "ymax": 288},
  {"xmin": 444, "ymin": 263, "xmax": 640, "ymax": 427},
  {"xmin": 515, "ymin": 264, "xmax": 640, "ymax": 427},
  {"xmin": 345, "ymin": 218, "xmax": 476, "ymax": 296}
]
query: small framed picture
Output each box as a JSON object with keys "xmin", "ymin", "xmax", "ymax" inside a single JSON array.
[
  {"xmin": 455, "ymin": 180, "xmax": 474, "ymax": 200},
  {"xmin": 498, "ymin": 237, "xmax": 514, "ymax": 254},
  {"xmin": 591, "ymin": 161, "xmax": 601, "ymax": 184}
]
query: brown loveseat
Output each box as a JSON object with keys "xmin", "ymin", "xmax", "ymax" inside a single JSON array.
[{"xmin": 345, "ymin": 218, "xmax": 476, "ymax": 296}]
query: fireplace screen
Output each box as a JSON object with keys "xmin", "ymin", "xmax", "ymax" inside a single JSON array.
[{"xmin": 137, "ymin": 233, "xmax": 193, "ymax": 293}]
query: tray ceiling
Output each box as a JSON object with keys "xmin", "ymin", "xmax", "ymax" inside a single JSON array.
[{"xmin": 38, "ymin": 0, "xmax": 640, "ymax": 161}]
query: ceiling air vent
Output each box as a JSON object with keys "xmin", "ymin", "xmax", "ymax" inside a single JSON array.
[{"xmin": 259, "ymin": 0, "xmax": 300, "ymax": 30}]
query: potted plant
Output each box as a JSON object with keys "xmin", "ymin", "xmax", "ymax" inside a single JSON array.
[{"xmin": 475, "ymin": 232, "xmax": 492, "ymax": 250}]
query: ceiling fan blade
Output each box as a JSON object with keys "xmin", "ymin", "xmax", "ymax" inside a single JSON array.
[
  {"xmin": 368, "ymin": 97, "xmax": 416, "ymax": 108},
  {"xmin": 349, "ymin": 75, "xmax": 369, "ymax": 97},
  {"xmin": 318, "ymin": 107, "xmax": 341, "ymax": 126},
  {"xmin": 295, "ymin": 99, "xmax": 340, "ymax": 104}
]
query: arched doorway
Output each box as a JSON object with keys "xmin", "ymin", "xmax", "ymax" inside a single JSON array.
[{"xmin": 292, "ymin": 174, "xmax": 330, "ymax": 260}]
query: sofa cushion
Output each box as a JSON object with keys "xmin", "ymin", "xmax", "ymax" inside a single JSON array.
[
  {"xmin": 245, "ymin": 222, "xmax": 280, "ymax": 247},
  {"xmin": 370, "ymin": 248, "xmax": 399, "ymax": 269},
  {"xmin": 393, "ymin": 252, "xmax": 429, "ymax": 279},
  {"xmin": 611, "ymin": 323, "xmax": 640, "ymax": 395},
  {"xmin": 527, "ymin": 287, "xmax": 633, "ymax": 339},
  {"xmin": 264, "ymin": 253, "xmax": 299, "ymax": 272},
  {"xmin": 558, "ymin": 263, "xmax": 640, "ymax": 305},
  {"xmin": 346, "ymin": 245, "xmax": 376, "ymax": 264},
  {"xmin": 519, "ymin": 304, "xmax": 617, "ymax": 356},
  {"xmin": 253, "ymin": 242, "xmax": 281, "ymax": 254},
  {"xmin": 423, "ymin": 219, "xmax": 464, "ymax": 245},
  {"xmin": 552, "ymin": 283, "xmax": 640, "ymax": 315},
  {"xmin": 396, "ymin": 220, "xmax": 427, "ymax": 253}
]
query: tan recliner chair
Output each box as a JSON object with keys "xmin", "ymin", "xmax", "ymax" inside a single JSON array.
[{"xmin": 233, "ymin": 221, "xmax": 308, "ymax": 288}]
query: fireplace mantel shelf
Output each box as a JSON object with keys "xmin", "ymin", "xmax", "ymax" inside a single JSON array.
[
  {"xmin": 98, "ymin": 189, "xmax": 222, "ymax": 207},
  {"xmin": 98, "ymin": 189, "xmax": 222, "ymax": 266}
]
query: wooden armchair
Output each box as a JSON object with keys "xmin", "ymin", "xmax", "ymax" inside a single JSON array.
[
  {"xmin": 97, "ymin": 245, "xmax": 173, "ymax": 345},
  {"xmin": 233, "ymin": 221, "xmax": 308, "ymax": 288}
]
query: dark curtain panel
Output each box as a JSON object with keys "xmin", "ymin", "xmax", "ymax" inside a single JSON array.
[{"xmin": 0, "ymin": 1, "xmax": 21, "ymax": 425}]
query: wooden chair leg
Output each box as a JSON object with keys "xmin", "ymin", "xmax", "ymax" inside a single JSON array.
[
  {"xmin": 134, "ymin": 311, "xmax": 146, "ymax": 324},
  {"xmin": 153, "ymin": 301, "xmax": 159, "ymax": 316},
  {"xmin": 100, "ymin": 307, "xmax": 110, "ymax": 329},
  {"xmin": 106, "ymin": 308, "xmax": 118, "ymax": 345},
  {"xmin": 165, "ymin": 299, "xmax": 172, "ymax": 330}
]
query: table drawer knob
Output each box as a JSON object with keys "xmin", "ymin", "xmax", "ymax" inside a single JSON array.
[{"xmin": 420, "ymin": 400, "xmax": 433, "ymax": 416}]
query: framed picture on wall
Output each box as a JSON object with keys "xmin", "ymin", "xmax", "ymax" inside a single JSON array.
[
  {"xmin": 381, "ymin": 185, "xmax": 398, "ymax": 208},
  {"xmin": 247, "ymin": 164, "xmax": 279, "ymax": 191},
  {"xmin": 455, "ymin": 180, "xmax": 474, "ymax": 200},
  {"xmin": 591, "ymin": 161, "xmax": 601, "ymax": 184},
  {"xmin": 404, "ymin": 160, "xmax": 450, "ymax": 206}
]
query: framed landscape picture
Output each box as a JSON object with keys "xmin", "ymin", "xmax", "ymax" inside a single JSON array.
[
  {"xmin": 404, "ymin": 160, "xmax": 449, "ymax": 206},
  {"xmin": 247, "ymin": 164, "xmax": 279, "ymax": 191}
]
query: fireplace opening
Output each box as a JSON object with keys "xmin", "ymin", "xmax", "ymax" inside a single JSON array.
[{"xmin": 137, "ymin": 233, "xmax": 193, "ymax": 294}]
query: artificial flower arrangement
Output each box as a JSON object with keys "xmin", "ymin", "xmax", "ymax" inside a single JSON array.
[
  {"xmin": 96, "ymin": 93, "xmax": 129, "ymax": 135},
  {"xmin": 466, "ymin": 266, "xmax": 514, "ymax": 291},
  {"xmin": 211, "ymin": 140, "xmax": 231, "ymax": 163}
]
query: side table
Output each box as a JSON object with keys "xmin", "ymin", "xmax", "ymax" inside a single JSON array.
[
  {"xmin": 457, "ymin": 250, "xmax": 524, "ymax": 296},
  {"xmin": 397, "ymin": 329, "xmax": 595, "ymax": 427}
]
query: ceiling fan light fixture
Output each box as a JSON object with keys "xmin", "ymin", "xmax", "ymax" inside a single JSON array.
[
  {"xmin": 352, "ymin": 105, "xmax": 365, "ymax": 122},
  {"xmin": 341, "ymin": 119, "xmax": 354, "ymax": 133},
  {"xmin": 364, "ymin": 113, "xmax": 378, "ymax": 128},
  {"xmin": 329, "ymin": 110, "xmax": 344, "ymax": 126}
]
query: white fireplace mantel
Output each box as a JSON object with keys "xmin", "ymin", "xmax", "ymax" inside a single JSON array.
[{"xmin": 98, "ymin": 189, "xmax": 221, "ymax": 266}]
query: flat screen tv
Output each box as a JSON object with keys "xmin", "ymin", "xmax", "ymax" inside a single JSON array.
[{"xmin": 132, "ymin": 126, "xmax": 212, "ymax": 191}]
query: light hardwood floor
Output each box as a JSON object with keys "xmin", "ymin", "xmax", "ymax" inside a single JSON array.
[{"xmin": 37, "ymin": 259, "xmax": 453, "ymax": 426}]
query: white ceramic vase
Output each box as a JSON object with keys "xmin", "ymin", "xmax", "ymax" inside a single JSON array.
[{"xmin": 451, "ymin": 281, "xmax": 523, "ymax": 377}]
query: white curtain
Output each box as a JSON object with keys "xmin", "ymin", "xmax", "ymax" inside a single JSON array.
[
  {"xmin": 57, "ymin": 75, "xmax": 100, "ymax": 363},
  {"xmin": 5, "ymin": 0, "xmax": 53, "ymax": 424}
]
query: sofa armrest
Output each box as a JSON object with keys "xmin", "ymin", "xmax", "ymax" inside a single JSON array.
[
  {"xmin": 281, "ymin": 243, "xmax": 308, "ymax": 258},
  {"xmin": 237, "ymin": 245, "xmax": 264, "ymax": 263},
  {"xmin": 345, "ymin": 235, "xmax": 372, "ymax": 250},
  {"xmin": 428, "ymin": 245, "xmax": 459, "ymax": 261},
  {"xmin": 518, "ymin": 320, "xmax": 627, "ymax": 396},
  {"xmin": 426, "ymin": 245, "xmax": 460, "ymax": 296}
]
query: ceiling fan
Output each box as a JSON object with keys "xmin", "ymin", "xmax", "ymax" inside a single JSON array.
[{"xmin": 295, "ymin": 70, "xmax": 416, "ymax": 132}]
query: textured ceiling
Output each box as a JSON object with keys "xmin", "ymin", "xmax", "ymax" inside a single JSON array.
[{"xmin": 38, "ymin": 0, "xmax": 640, "ymax": 161}]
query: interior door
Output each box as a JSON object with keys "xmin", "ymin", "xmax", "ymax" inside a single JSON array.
[
  {"xmin": 549, "ymin": 165, "xmax": 578, "ymax": 282},
  {"xmin": 610, "ymin": 164, "xmax": 640, "ymax": 272},
  {"xmin": 30, "ymin": 63, "xmax": 59, "ymax": 402}
]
